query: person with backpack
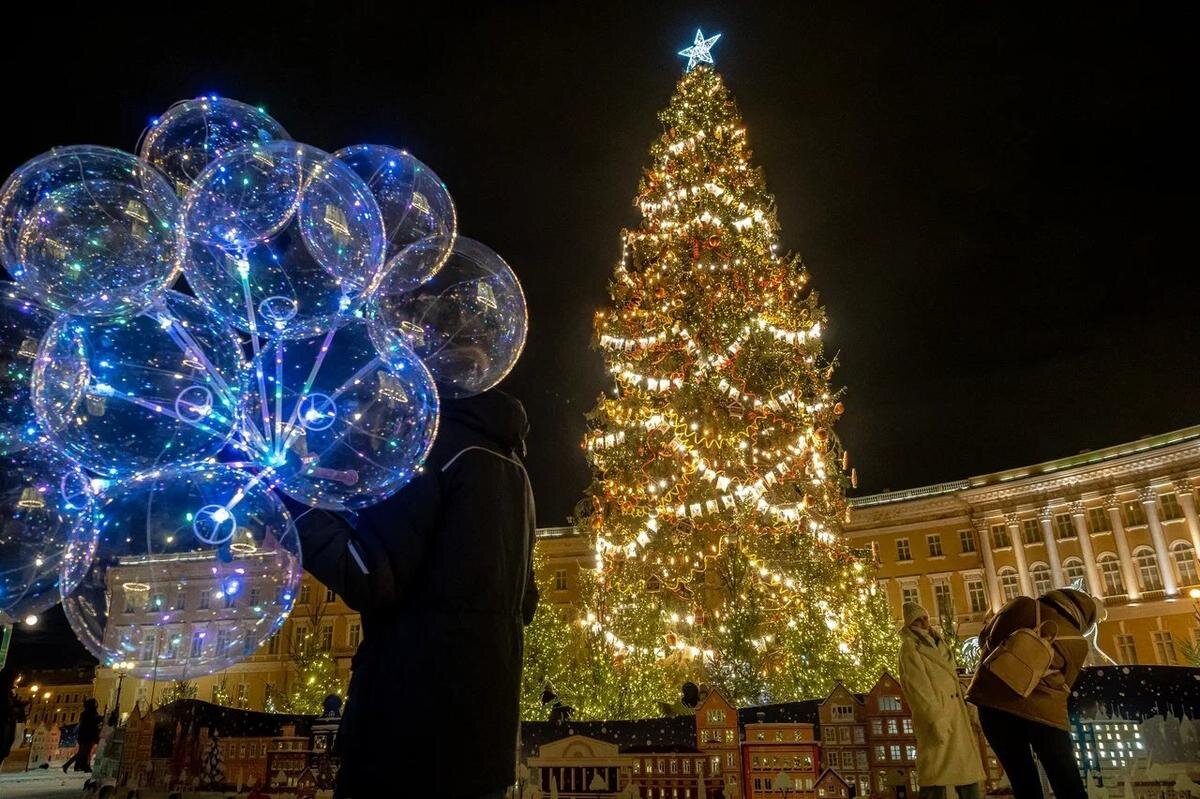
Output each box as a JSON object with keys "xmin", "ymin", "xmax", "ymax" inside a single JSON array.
[
  {"xmin": 897, "ymin": 602, "xmax": 985, "ymax": 799},
  {"xmin": 295, "ymin": 389, "xmax": 538, "ymax": 799},
  {"xmin": 966, "ymin": 588, "xmax": 1101, "ymax": 799}
]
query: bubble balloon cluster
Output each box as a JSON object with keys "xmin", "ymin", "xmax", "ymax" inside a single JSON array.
[
  {"xmin": 61, "ymin": 463, "xmax": 300, "ymax": 677},
  {"xmin": 0, "ymin": 94, "xmax": 526, "ymax": 678}
]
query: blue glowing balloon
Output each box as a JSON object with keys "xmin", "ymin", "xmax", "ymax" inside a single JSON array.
[
  {"xmin": 249, "ymin": 319, "xmax": 438, "ymax": 510},
  {"xmin": 334, "ymin": 145, "xmax": 456, "ymax": 291},
  {"xmin": 138, "ymin": 95, "xmax": 290, "ymax": 196},
  {"xmin": 181, "ymin": 142, "xmax": 386, "ymax": 339},
  {"xmin": 32, "ymin": 290, "xmax": 247, "ymax": 476},
  {"xmin": 0, "ymin": 446, "xmax": 94, "ymax": 624},
  {"xmin": 369, "ymin": 237, "xmax": 527, "ymax": 399},
  {"xmin": 60, "ymin": 463, "xmax": 301, "ymax": 678},
  {"xmin": 0, "ymin": 282, "xmax": 56, "ymax": 454},
  {"xmin": 0, "ymin": 146, "xmax": 181, "ymax": 316}
]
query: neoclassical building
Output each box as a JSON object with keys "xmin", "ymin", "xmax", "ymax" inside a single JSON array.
[
  {"xmin": 94, "ymin": 425, "xmax": 1200, "ymax": 716},
  {"xmin": 846, "ymin": 425, "xmax": 1200, "ymax": 662}
]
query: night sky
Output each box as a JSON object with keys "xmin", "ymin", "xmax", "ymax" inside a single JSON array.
[{"xmin": 4, "ymin": 3, "xmax": 1198, "ymax": 667}]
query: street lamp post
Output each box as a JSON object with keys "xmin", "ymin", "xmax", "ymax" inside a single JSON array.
[{"xmin": 110, "ymin": 661, "xmax": 134, "ymax": 725}]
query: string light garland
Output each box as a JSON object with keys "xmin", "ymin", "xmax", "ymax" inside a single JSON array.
[{"xmin": 523, "ymin": 52, "xmax": 898, "ymax": 718}]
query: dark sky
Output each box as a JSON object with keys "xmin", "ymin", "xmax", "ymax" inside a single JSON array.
[{"xmin": 4, "ymin": 3, "xmax": 1198, "ymax": 666}]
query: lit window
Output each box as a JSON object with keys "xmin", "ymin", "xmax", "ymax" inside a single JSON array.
[
  {"xmin": 933, "ymin": 582, "xmax": 954, "ymax": 618},
  {"xmin": 879, "ymin": 695, "xmax": 902, "ymax": 712},
  {"xmin": 1152, "ymin": 631, "xmax": 1177, "ymax": 664},
  {"xmin": 1087, "ymin": 507, "xmax": 1111, "ymax": 534},
  {"xmin": 999, "ymin": 569, "xmax": 1020, "ymax": 601},
  {"xmin": 1172, "ymin": 542, "xmax": 1198, "ymax": 586},
  {"xmin": 348, "ymin": 623, "xmax": 362, "ymax": 648},
  {"xmin": 1158, "ymin": 493, "xmax": 1183, "ymax": 520},
  {"xmin": 1031, "ymin": 564, "xmax": 1052, "ymax": 596},
  {"xmin": 1064, "ymin": 558, "xmax": 1086, "ymax": 587},
  {"xmin": 1123, "ymin": 501, "xmax": 1146, "ymax": 527},
  {"xmin": 1135, "ymin": 548, "xmax": 1163, "ymax": 592},
  {"xmin": 967, "ymin": 578, "xmax": 988, "ymax": 613},
  {"xmin": 902, "ymin": 718, "xmax": 913, "ymax": 734},
  {"xmin": 901, "ymin": 584, "xmax": 919, "ymax": 607},
  {"xmin": 1098, "ymin": 554, "xmax": 1125, "ymax": 596}
]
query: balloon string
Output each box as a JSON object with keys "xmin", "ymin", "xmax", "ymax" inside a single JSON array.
[
  {"xmin": 275, "ymin": 321, "xmax": 341, "ymax": 460},
  {"xmin": 90, "ymin": 384, "xmax": 241, "ymax": 445},
  {"xmin": 274, "ymin": 332, "xmax": 285, "ymax": 452},
  {"xmin": 238, "ymin": 260, "xmax": 275, "ymax": 452},
  {"xmin": 153, "ymin": 305, "xmax": 271, "ymax": 455}
]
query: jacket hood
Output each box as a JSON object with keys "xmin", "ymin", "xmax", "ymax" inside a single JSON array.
[
  {"xmin": 1042, "ymin": 588, "xmax": 1102, "ymax": 632},
  {"xmin": 442, "ymin": 390, "xmax": 529, "ymax": 452}
]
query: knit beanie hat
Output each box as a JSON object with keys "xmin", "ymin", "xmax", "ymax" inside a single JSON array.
[{"xmin": 902, "ymin": 601, "xmax": 929, "ymax": 627}]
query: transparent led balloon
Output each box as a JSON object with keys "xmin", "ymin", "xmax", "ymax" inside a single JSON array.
[
  {"xmin": 32, "ymin": 290, "xmax": 247, "ymax": 476},
  {"xmin": 334, "ymin": 145, "xmax": 456, "ymax": 290},
  {"xmin": 0, "ymin": 146, "xmax": 181, "ymax": 316},
  {"xmin": 0, "ymin": 446, "xmax": 93, "ymax": 624},
  {"xmin": 0, "ymin": 282, "xmax": 55, "ymax": 454},
  {"xmin": 370, "ymin": 237, "xmax": 527, "ymax": 399},
  {"xmin": 250, "ymin": 320, "xmax": 439, "ymax": 510},
  {"xmin": 182, "ymin": 141, "xmax": 386, "ymax": 339},
  {"xmin": 60, "ymin": 463, "xmax": 301, "ymax": 679},
  {"xmin": 138, "ymin": 95, "xmax": 290, "ymax": 196}
]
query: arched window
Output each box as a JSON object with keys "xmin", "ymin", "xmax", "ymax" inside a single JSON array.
[
  {"xmin": 999, "ymin": 568, "xmax": 1020, "ymax": 602},
  {"xmin": 1172, "ymin": 541, "xmax": 1199, "ymax": 586},
  {"xmin": 1063, "ymin": 558, "xmax": 1086, "ymax": 588},
  {"xmin": 1097, "ymin": 553, "xmax": 1125, "ymax": 596},
  {"xmin": 1030, "ymin": 563, "xmax": 1052, "ymax": 596},
  {"xmin": 1134, "ymin": 547, "xmax": 1163, "ymax": 592}
]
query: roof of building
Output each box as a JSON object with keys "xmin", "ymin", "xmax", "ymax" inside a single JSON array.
[
  {"xmin": 522, "ymin": 714, "xmax": 697, "ymax": 755},
  {"xmin": 738, "ymin": 699, "xmax": 822, "ymax": 725},
  {"xmin": 848, "ymin": 423, "xmax": 1200, "ymax": 509}
]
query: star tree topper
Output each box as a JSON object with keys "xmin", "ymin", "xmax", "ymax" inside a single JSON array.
[{"xmin": 678, "ymin": 29, "xmax": 722, "ymax": 70}]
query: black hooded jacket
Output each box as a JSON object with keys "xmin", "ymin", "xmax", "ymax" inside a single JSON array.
[{"xmin": 296, "ymin": 390, "xmax": 538, "ymax": 798}]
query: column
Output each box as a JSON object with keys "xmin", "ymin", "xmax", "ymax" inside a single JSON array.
[
  {"xmin": 1104, "ymin": 494, "xmax": 1140, "ymax": 601},
  {"xmin": 1004, "ymin": 513, "xmax": 1033, "ymax": 596},
  {"xmin": 1068, "ymin": 501, "xmax": 1104, "ymax": 598},
  {"xmin": 974, "ymin": 519, "xmax": 1001, "ymax": 611},
  {"xmin": 1139, "ymin": 486, "xmax": 1178, "ymax": 596},
  {"xmin": 1037, "ymin": 506, "xmax": 1066, "ymax": 588},
  {"xmin": 1173, "ymin": 478, "xmax": 1200, "ymax": 556}
]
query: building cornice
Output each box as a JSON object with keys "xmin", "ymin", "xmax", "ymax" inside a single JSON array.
[{"xmin": 846, "ymin": 425, "xmax": 1200, "ymax": 519}]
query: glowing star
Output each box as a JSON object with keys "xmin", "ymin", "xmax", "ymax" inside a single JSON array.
[{"xmin": 678, "ymin": 29, "xmax": 722, "ymax": 70}]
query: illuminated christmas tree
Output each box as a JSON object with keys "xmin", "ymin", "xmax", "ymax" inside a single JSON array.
[
  {"xmin": 276, "ymin": 603, "xmax": 347, "ymax": 715},
  {"xmin": 572, "ymin": 37, "xmax": 897, "ymax": 712}
]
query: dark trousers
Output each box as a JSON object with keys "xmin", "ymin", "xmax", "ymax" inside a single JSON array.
[
  {"xmin": 978, "ymin": 706, "xmax": 1085, "ymax": 799},
  {"xmin": 62, "ymin": 741, "xmax": 96, "ymax": 772}
]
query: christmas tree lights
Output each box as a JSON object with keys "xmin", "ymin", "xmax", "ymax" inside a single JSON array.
[{"xmin": 557, "ymin": 59, "xmax": 897, "ymax": 714}]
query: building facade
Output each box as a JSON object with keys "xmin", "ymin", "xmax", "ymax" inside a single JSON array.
[
  {"xmin": 847, "ymin": 425, "xmax": 1200, "ymax": 661},
  {"xmin": 16, "ymin": 667, "xmax": 94, "ymax": 728},
  {"xmin": 741, "ymin": 719, "xmax": 819, "ymax": 798},
  {"xmin": 95, "ymin": 426, "xmax": 1200, "ymax": 718}
]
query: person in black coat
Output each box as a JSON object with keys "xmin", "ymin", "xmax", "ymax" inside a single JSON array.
[
  {"xmin": 296, "ymin": 389, "xmax": 538, "ymax": 799},
  {"xmin": 62, "ymin": 698, "xmax": 101, "ymax": 772},
  {"xmin": 0, "ymin": 668, "xmax": 24, "ymax": 767}
]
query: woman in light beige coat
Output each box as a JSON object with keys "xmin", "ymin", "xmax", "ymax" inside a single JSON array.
[{"xmin": 897, "ymin": 602, "xmax": 985, "ymax": 799}]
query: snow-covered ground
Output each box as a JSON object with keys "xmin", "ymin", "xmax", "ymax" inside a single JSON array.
[{"xmin": 0, "ymin": 769, "xmax": 89, "ymax": 798}]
